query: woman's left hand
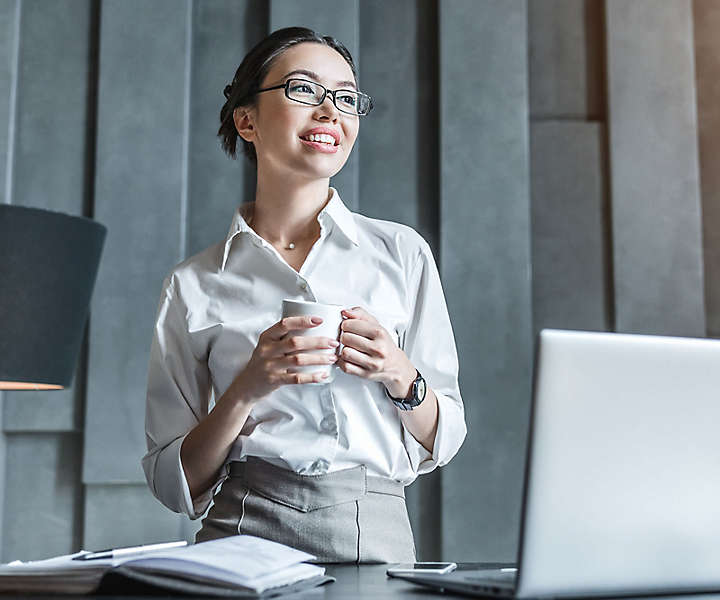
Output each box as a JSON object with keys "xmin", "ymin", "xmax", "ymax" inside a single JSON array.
[{"xmin": 337, "ymin": 306, "xmax": 417, "ymax": 398}]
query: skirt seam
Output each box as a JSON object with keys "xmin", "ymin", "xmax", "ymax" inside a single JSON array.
[
  {"xmin": 236, "ymin": 487, "xmax": 250, "ymax": 534},
  {"xmin": 355, "ymin": 499, "xmax": 360, "ymax": 565}
]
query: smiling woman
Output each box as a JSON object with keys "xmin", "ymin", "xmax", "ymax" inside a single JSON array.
[{"xmin": 142, "ymin": 26, "xmax": 466, "ymax": 564}]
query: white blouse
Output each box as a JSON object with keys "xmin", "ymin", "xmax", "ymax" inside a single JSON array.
[{"xmin": 142, "ymin": 187, "xmax": 467, "ymax": 519}]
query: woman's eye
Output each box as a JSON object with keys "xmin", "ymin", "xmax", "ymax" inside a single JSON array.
[
  {"xmin": 291, "ymin": 84, "xmax": 314, "ymax": 94},
  {"xmin": 339, "ymin": 95, "xmax": 356, "ymax": 106}
]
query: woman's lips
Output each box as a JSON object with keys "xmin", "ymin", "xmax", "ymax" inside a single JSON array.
[{"xmin": 299, "ymin": 137, "xmax": 339, "ymax": 154}]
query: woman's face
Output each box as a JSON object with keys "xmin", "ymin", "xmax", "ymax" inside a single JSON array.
[{"xmin": 234, "ymin": 42, "xmax": 360, "ymax": 180}]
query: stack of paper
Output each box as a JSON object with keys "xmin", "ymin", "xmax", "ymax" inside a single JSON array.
[
  {"xmin": 0, "ymin": 551, "xmax": 107, "ymax": 594},
  {"xmin": 0, "ymin": 535, "xmax": 332, "ymax": 596}
]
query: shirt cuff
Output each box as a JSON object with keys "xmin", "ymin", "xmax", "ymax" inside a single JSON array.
[
  {"xmin": 154, "ymin": 434, "xmax": 222, "ymax": 519},
  {"xmin": 402, "ymin": 392, "xmax": 456, "ymax": 475}
]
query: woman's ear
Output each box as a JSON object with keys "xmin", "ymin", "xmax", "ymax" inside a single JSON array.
[{"xmin": 233, "ymin": 107, "xmax": 255, "ymax": 143}]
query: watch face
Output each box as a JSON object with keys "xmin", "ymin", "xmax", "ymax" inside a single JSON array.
[{"xmin": 416, "ymin": 377, "xmax": 426, "ymax": 401}]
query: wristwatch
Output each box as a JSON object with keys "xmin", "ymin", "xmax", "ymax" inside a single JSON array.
[{"xmin": 385, "ymin": 369, "xmax": 427, "ymax": 411}]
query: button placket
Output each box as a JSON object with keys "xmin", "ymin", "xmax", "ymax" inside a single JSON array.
[
  {"xmin": 320, "ymin": 414, "xmax": 337, "ymax": 434},
  {"xmin": 311, "ymin": 387, "xmax": 339, "ymax": 474},
  {"xmin": 309, "ymin": 458, "xmax": 330, "ymax": 474}
]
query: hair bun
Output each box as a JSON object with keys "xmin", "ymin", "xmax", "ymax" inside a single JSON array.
[{"xmin": 223, "ymin": 84, "xmax": 232, "ymax": 99}]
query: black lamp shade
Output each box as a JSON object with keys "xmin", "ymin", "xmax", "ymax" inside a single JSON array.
[{"xmin": 0, "ymin": 205, "xmax": 106, "ymax": 390}]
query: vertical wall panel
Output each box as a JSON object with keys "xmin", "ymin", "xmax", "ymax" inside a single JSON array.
[
  {"xmin": 531, "ymin": 122, "xmax": 609, "ymax": 335},
  {"xmin": 359, "ymin": 0, "xmax": 439, "ymax": 251},
  {"xmin": 529, "ymin": 0, "xmax": 604, "ymax": 119},
  {"xmin": 694, "ymin": 0, "xmax": 720, "ymax": 338},
  {"xmin": 1, "ymin": 0, "xmax": 91, "ymax": 562},
  {"xmin": 84, "ymin": 0, "xmax": 192, "ymax": 544},
  {"xmin": 440, "ymin": 0, "xmax": 532, "ymax": 561},
  {"xmin": 84, "ymin": 0, "xmax": 190, "ymax": 495},
  {"xmin": 0, "ymin": 406, "xmax": 4, "ymax": 561},
  {"xmin": 3, "ymin": 359, "xmax": 82, "ymax": 431},
  {"xmin": 187, "ymin": 0, "xmax": 267, "ymax": 258},
  {"xmin": 2, "ymin": 434, "xmax": 82, "ymax": 561},
  {"xmin": 358, "ymin": 0, "xmax": 441, "ymax": 560},
  {"xmin": 606, "ymin": 0, "xmax": 704, "ymax": 336},
  {"xmin": 0, "ymin": 0, "xmax": 16, "ymax": 203},
  {"xmin": 84, "ymin": 484, "xmax": 188, "ymax": 549},
  {"xmin": 3, "ymin": 0, "xmax": 92, "ymax": 433},
  {"xmin": 269, "ymin": 0, "xmax": 360, "ymax": 211},
  {"xmin": 0, "ymin": 0, "xmax": 19, "ymax": 561}
]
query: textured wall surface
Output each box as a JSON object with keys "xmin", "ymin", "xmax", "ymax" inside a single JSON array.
[
  {"xmin": 0, "ymin": 0, "xmax": 714, "ymax": 563},
  {"xmin": 694, "ymin": 0, "xmax": 720, "ymax": 338},
  {"xmin": 607, "ymin": 0, "xmax": 704, "ymax": 337},
  {"xmin": 440, "ymin": 0, "xmax": 532, "ymax": 561}
]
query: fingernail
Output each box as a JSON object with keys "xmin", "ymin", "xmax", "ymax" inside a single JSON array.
[
  {"xmin": 329, "ymin": 340, "xmax": 340, "ymax": 347},
  {"xmin": 311, "ymin": 317, "xmax": 323, "ymax": 324}
]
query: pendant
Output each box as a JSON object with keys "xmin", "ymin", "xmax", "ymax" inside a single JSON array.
[{"xmin": 287, "ymin": 242, "xmax": 296, "ymax": 250}]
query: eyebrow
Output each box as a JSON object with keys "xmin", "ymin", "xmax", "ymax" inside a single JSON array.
[{"xmin": 282, "ymin": 69, "xmax": 357, "ymax": 90}]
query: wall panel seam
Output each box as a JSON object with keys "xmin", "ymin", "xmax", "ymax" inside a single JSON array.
[
  {"xmin": 180, "ymin": 0, "xmax": 192, "ymax": 262},
  {"xmin": 3, "ymin": 0, "xmax": 21, "ymax": 207}
]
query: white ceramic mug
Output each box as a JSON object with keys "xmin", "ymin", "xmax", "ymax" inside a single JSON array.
[{"xmin": 281, "ymin": 299, "xmax": 344, "ymax": 384}]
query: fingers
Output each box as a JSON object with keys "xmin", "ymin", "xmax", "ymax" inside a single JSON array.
[
  {"xmin": 267, "ymin": 315, "xmax": 324, "ymax": 341},
  {"xmin": 255, "ymin": 315, "xmax": 341, "ymax": 390},
  {"xmin": 279, "ymin": 370, "xmax": 331, "ymax": 385},
  {"xmin": 278, "ymin": 334, "xmax": 339, "ymax": 358},
  {"xmin": 280, "ymin": 351, "xmax": 338, "ymax": 369}
]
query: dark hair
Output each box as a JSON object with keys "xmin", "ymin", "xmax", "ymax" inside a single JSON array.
[{"xmin": 218, "ymin": 27, "xmax": 359, "ymax": 164}]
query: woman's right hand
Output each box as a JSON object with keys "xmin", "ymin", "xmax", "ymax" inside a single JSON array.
[{"xmin": 229, "ymin": 316, "xmax": 340, "ymax": 406}]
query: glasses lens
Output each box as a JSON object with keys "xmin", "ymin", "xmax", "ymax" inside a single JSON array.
[
  {"xmin": 286, "ymin": 79, "xmax": 372, "ymax": 116},
  {"xmin": 287, "ymin": 79, "xmax": 324, "ymax": 105},
  {"xmin": 335, "ymin": 90, "xmax": 363, "ymax": 115}
]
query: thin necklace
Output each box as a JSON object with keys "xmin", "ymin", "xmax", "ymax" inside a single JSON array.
[{"xmin": 247, "ymin": 212, "xmax": 297, "ymax": 250}]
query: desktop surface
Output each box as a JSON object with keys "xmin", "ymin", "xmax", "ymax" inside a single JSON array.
[{"xmin": 15, "ymin": 563, "xmax": 720, "ymax": 599}]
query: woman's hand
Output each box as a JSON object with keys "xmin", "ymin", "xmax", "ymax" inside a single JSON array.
[
  {"xmin": 228, "ymin": 316, "xmax": 340, "ymax": 405},
  {"xmin": 337, "ymin": 307, "xmax": 417, "ymax": 398}
]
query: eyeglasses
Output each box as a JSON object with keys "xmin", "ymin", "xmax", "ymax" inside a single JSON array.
[{"xmin": 254, "ymin": 78, "xmax": 374, "ymax": 116}]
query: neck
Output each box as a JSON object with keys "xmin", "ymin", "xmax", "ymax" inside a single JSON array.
[{"xmin": 247, "ymin": 164, "xmax": 331, "ymax": 247}]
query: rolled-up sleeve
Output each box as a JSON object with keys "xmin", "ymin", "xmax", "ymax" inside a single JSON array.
[
  {"xmin": 141, "ymin": 274, "xmax": 220, "ymax": 519},
  {"xmin": 400, "ymin": 238, "xmax": 467, "ymax": 474}
]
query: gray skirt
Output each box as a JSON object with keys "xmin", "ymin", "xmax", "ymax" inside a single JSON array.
[{"xmin": 195, "ymin": 456, "xmax": 417, "ymax": 564}]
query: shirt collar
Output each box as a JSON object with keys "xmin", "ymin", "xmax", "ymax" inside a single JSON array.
[{"xmin": 220, "ymin": 187, "xmax": 359, "ymax": 271}]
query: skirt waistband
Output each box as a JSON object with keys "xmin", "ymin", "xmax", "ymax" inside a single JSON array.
[{"xmin": 228, "ymin": 457, "xmax": 405, "ymax": 513}]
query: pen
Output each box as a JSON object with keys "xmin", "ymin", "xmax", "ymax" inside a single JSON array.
[{"xmin": 72, "ymin": 540, "xmax": 187, "ymax": 561}]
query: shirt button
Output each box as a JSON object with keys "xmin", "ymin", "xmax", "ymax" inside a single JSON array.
[
  {"xmin": 299, "ymin": 281, "xmax": 308, "ymax": 291},
  {"xmin": 320, "ymin": 415, "xmax": 336, "ymax": 433},
  {"xmin": 310, "ymin": 458, "xmax": 329, "ymax": 473}
]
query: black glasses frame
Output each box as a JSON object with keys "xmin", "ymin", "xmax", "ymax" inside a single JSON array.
[{"xmin": 254, "ymin": 78, "xmax": 374, "ymax": 116}]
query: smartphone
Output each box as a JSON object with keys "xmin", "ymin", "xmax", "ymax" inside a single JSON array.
[{"xmin": 386, "ymin": 562, "xmax": 457, "ymax": 577}]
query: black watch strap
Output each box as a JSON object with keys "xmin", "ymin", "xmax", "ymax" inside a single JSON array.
[{"xmin": 385, "ymin": 369, "xmax": 426, "ymax": 411}]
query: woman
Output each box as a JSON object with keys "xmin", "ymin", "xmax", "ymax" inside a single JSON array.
[{"xmin": 142, "ymin": 26, "xmax": 466, "ymax": 563}]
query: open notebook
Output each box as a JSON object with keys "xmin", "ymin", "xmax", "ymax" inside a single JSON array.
[{"xmin": 0, "ymin": 534, "xmax": 334, "ymax": 597}]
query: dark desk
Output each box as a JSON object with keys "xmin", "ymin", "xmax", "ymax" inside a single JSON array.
[
  {"xmin": 25, "ymin": 563, "xmax": 720, "ymax": 599},
  {"xmin": 320, "ymin": 562, "xmax": 509, "ymax": 599},
  {"xmin": 318, "ymin": 564, "xmax": 720, "ymax": 600}
]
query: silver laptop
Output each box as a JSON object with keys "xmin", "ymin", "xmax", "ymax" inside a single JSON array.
[{"xmin": 395, "ymin": 329, "xmax": 720, "ymax": 598}]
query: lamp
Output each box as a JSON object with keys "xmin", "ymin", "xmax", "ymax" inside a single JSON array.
[{"xmin": 0, "ymin": 205, "xmax": 106, "ymax": 390}]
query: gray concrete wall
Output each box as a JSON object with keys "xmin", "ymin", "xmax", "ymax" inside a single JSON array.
[
  {"xmin": 440, "ymin": 0, "xmax": 532, "ymax": 562},
  {"xmin": 0, "ymin": 0, "xmax": 712, "ymax": 564},
  {"xmin": 1, "ymin": 0, "xmax": 91, "ymax": 561},
  {"xmin": 607, "ymin": 0, "xmax": 704, "ymax": 337},
  {"xmin": 694, "ymin": 0, "xmax": 720, "ymax": 338}
]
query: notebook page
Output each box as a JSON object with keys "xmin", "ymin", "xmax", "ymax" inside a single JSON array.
[{"xmin": 118, "ymin": 535, "xmax": 317, "ymax": 584}]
